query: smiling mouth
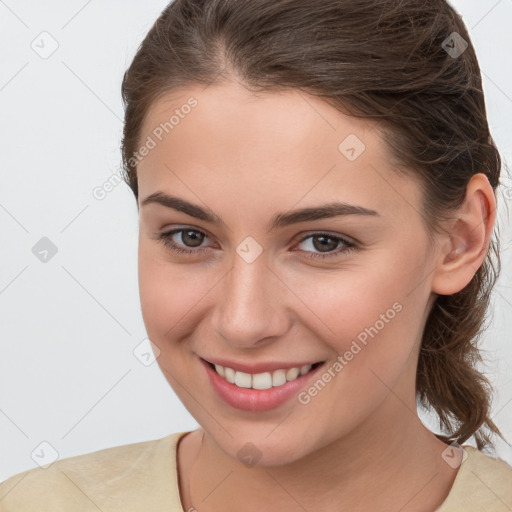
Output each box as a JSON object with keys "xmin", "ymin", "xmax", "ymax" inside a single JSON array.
[{"xmin": 204, "ymin": 359, "xmax": 325, "ymax": 390}]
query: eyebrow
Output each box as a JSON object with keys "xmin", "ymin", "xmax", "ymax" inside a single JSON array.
[{"xmin": 141, "ymin": 191, "xmax": 380, "ymax": 231}]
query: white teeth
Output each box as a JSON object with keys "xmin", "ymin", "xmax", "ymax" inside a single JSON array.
[
  {"xmin": 235, "ymin": 371, "xmax": 252, "ymax": 388},
  {"xmin": 286, "ymin": 367, "xmax": 299, "ymax": 380},
  {"xmin": 212, "ymin": 362, "xmax": 319, "ymax": 389},
  {"xmin": 214, "ymin": 364, "xmax": 225, "ymax": 378},
  {"xmin": 253, "ymin": 372, "xmax": 273, "ymax": 390},
  {"xmin": 272, "ymin": 369, "xmax": 287, "ymax": 387},
  {"xmin": 300, "ymin": 364, "xmax": 312, "ymax": 376},
  {"xmin": 224, "ymin": 367, "xmax": 236, "ymax": 384}
]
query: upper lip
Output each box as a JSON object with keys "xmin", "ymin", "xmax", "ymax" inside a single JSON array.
[{"xmin": 201, "ymin": 356, "xmax": 324, "ymax": 374}]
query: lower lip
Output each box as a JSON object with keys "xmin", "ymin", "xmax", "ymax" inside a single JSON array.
[{"xmin": 201, "ymin": 358, "xmax": 325, "ymax": 412}]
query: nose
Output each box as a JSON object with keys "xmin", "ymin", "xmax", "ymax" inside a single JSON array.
[{"xmin": 211, "ymin": 251, "xmax": 290, "ymax": 349}]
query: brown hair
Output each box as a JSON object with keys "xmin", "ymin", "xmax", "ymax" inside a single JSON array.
[{"xmin": 120, "ymin": 0, "xmax": 507, "ymax": 450}]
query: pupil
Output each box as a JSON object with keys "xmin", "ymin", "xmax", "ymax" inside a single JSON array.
[
  {"xmin": 183, "ymin": 230, "xmax": 204, "ymax": 247},
  {"xmin": 313, "ymin": 235, "xmax": 337, "ymax": 252}
]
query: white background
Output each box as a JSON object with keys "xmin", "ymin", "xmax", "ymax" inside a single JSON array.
[{"xmin": 1, "ymin": 0, "xmax": 511, "ymax": 480}]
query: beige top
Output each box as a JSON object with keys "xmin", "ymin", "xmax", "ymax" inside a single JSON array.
[{"xmin": 1, "ymin": 431, "xmax": 511, "ymax": 511}]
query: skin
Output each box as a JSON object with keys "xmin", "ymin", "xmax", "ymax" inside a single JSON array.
[{"xmin": 136, "ymin": 80, "xmax": 496, "ymax": 512}]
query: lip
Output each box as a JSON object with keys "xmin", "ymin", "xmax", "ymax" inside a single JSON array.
[
  {"xmin": 201, "ymin": 357, "xmax": 326, "ymax": 412},
  {"xmin": 201, "ymin": 356, "xmax": 324, "ymax": 374}
]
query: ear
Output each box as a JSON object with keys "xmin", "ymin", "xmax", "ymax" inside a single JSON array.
[{"xmin": 431, "ymin": 173, "xmax": 497, "ymax": 296}]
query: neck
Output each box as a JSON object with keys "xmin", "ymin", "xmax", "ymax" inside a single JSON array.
[{"xmin": 179, "ymin": 396, "xmax": 459, "ymax": 512}]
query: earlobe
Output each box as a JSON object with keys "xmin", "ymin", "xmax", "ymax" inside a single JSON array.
[{"xmin": 431, "ymin": 173, "xmax": 496, "ymax": 296}]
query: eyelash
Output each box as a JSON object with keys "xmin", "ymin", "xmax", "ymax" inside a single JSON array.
[{"xmin": 156, "ymin": 228, "xmax": 358, "ymax": 260}]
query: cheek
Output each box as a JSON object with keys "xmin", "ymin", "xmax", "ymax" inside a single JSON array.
[
  {"xmin": 137, "ymin": 243, "xmax": 215, "ymax": 345},
  {"xmin": 286, "ymin": 259, "xmax": 424, "ymax": 379},
  {"xmin": 285, "ymin": 257, "xmax": 405, "ymax": 331},
  {"xmin": 287, "ymin": 268, "xmax": 424, "ymax": 435}
]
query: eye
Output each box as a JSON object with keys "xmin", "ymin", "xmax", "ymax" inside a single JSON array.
[
  {"xmin": 156, "ymin": 227, "xmax": 212, "ymax": 255},
  {"xmin": 293, "ymin": 232, "xmax": 357, "ymax": 260},
  {"xmin": 156, "ymin": 228, "xmax": 358, "ymax": 260}
]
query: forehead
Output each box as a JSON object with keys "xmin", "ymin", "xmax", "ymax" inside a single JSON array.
[
  {"xmin": 139, "ymin": 81, "xmax": 376, "ymax": 159},
  {"xmin": 136, "ymin": 82, "xmax": 422, "ymax": 222}
]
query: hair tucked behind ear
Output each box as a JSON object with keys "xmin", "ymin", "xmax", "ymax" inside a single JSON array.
[{"xmin": 120, "ymin": 0, "xmax": 509, "ymax": 450}]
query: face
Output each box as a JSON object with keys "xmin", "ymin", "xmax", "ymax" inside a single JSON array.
[{"xmin": 136, "ymin": 82, "xmax": 439, "ymax": 466}]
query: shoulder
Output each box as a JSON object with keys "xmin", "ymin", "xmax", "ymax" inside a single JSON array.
[
  {"xmin": 0, "ymin": 431, "xmax": 189, "ymax": 512},
  {"xmin": 437, "ymin": 445, "xmax": 512, "ymax": 511}
]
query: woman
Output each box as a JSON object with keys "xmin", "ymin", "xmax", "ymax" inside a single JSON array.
[{"xmin": 1, "ymin": 0, "xmax": 511, "ymax": 510}]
